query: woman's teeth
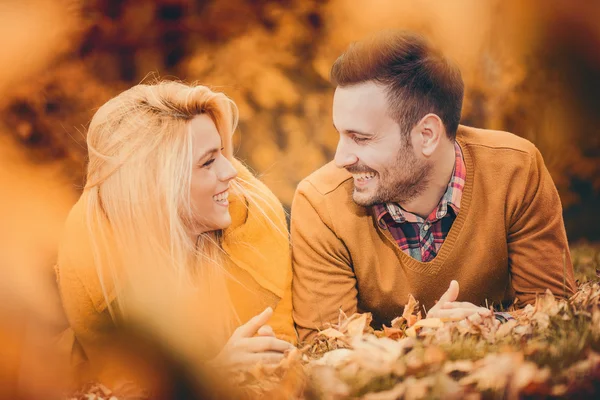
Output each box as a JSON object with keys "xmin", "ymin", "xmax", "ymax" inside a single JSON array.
[
  {"xmin": 353, "ymin": 172, "xmax": 376, "ymax": 182},
  {"xmin": 213, "ymin": 190, "xmax": 229, "ymax": 203}
]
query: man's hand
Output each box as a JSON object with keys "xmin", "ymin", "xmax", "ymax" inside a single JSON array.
[{"xmin": 427, "ymin": 280, "xmax": 491, "ymax": 321}]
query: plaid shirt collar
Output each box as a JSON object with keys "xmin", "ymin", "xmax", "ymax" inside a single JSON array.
[{"xmin": 374, "ymin": 142, "xmax": 466, "ymax": 227}]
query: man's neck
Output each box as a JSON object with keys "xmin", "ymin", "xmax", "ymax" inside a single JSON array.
[{"xmin": 399, "ymin": 141, "xmax": 456, "ymax": 219}]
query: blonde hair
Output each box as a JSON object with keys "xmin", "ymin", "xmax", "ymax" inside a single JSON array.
[{"xmin": 84, "ymin": 80, "xmax": 241, "ymax": 339}]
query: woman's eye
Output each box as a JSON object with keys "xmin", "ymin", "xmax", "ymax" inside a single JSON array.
[
  {"xmin": 353, "ymin": 136, "xmax": 368, "ymax": 143},
  {"xmin": 202, "ymin": 159, "xmax": 215, "ymax": 168}
]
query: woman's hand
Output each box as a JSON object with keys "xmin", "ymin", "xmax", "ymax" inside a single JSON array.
[{"xmin": 210, "ymin": 307, "xmax": 295, "ymax": 371}]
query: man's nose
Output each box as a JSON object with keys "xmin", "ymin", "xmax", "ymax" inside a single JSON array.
[{"xmin": 334, "ymin": 139, "xmax": 358, "ymax": 169}]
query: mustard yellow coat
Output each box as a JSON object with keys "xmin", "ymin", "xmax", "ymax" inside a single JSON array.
[{"xmin": 55, "ymin": 159, "xmax": 295, "ymax": 382}]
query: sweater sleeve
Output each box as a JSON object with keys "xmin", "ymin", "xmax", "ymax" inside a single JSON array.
[
  {"xmin": 291, "ymin": 180, "xmax": 357, "ymax": 343},
  {"xmin": 268, "ymin": 271, "xmax": 297, "ymax": 344},
  {"xmin": 507, "ymin": 147, "xmax": 576, "ymax": 305},
  {"xmin": 55, "ymin": 261, "xmax": 122, "ymax": 385},
  {"xmin": 55, "ymin": 198, "xmax": 153, "ymax": 392},
  {"xmin": 223, "ymin": 158, "xmax": 296, "ymax": 343}
]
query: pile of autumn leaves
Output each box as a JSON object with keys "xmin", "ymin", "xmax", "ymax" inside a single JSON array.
[
  {"xmin": 73, "ymin": 244, "xmax": 600, "ymax": 399},
  {"xmin": 239, "ymin": 282, "xmax": 600, "ymax": 399},
  {"xmin": 74, "ymin": 281, "xmax": 600, "ymax": 400},
  {"xmin": 236, "ymin": 243, "xmax": 600, "ymax": 399}
]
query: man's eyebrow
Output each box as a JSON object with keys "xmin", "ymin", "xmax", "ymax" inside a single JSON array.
[
  {"xmin": 333, "ymin": 123, "xmax": 371, "ymax": 136},
  {"xmin": 346, "ymin": 129, "xmax": 372, "ymax": 136},
  {"xmin": 333, "ymin": 122, "xmax": 372, "ymax": 137}
]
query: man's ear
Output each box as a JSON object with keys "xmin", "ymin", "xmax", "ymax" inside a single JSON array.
[{"xmin": 412, "ymin": 113, "xmax": 445, "ymax": 157}]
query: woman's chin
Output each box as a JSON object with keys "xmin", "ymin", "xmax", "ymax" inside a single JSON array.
[
  {"xmin": 217, "ymin": 214, "xmax": 232, "ymax": 230},
  {"xmin": 194, "ymin": 214, "xmax": 232, "ymax": 235}
]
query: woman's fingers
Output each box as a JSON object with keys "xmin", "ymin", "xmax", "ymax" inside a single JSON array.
[
  {"xmin": 233, "ymin": 352, "xmax": 286, "ymax": 368},
  {"xmin": 251, "ymin": 352, "xmax": 286, "ymax": 365},
  {"xmin": 256, "ymin": 324, "xmax": 275, "ymax": 337},
  {"xmin": 242, "ymin": 336, "xmax": 294, "ymax": 353},
  {"xmin": 213, "ymin": 315, "xmax": 296, "ymax": 372},
  {"xmin": 233, "ymin": 307, "xmax": 273, "ymax": 339}
]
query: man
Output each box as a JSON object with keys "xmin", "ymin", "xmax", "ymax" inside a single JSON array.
[{"xmin": 291, "ymin": 31, "xmax": 576, "ymax": 342}]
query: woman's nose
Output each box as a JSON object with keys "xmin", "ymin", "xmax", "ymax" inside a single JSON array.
[{"xmin": 218, "ymin": 156, "xmax": 238, "ymax": 182}]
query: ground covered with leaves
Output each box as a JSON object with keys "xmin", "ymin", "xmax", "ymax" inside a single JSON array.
[
  {"xmin": 72, "ymin": 243, "xmax": 600, "ymax": 399},
  {"xmin": 237, "ymin": 242, "xmax": 600, "ymax": 399}
]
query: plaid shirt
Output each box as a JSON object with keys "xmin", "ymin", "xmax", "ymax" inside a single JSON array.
[{"xmin": 373, "ymin": 142, "xmax": 466, "ymax": 262}]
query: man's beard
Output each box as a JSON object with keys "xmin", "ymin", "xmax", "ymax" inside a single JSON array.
[{"xmin": 350, "ymin": 146, "xmax": 432, "ymax": 207}]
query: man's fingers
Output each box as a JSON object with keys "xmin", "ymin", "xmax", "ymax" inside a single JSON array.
[
  {"xmin": 256, "ymin": 324, "xmax": 275, "ymax": 337},
  {"xmin": 441, "ymin": 301, "xmax": 480, "ymax": 309},
  {"xmin": 233, "ymin": 307, "xmax": 273, "ymax": 338},
  {"xmin": 438, "ymin": 280, "xmax": 460, "ymax": 304},
  {"xmin": 428, "ymin": 307, "xmax": 489, "ymax": 321},
  {"xmin": 428, "ymin": 281, "xmax": 460, "ymax": 316},
  {"xmin": 476, "ymin": 309, "xmax": 493, "ymax": 317},
  {"xmin": 433, "ymin": 309, "xmax": 473, "ymax": 320},
  {"xmin": 244, "ymin": 336, "xmax": 294, "ymax": 353}
]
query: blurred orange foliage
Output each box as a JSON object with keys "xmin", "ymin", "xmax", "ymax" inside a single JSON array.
[
  {"xmin": 1, "ymin": 0, "xmax": 598, "ymax": 228},
  {"xmin": 0, "ymin": 0, "xmax": 599, "ymax": 397}
]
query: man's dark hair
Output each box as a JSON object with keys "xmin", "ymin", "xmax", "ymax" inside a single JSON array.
[{"xmin": 330, "ymin": 31, "xmax": 464, "ymax": 140}]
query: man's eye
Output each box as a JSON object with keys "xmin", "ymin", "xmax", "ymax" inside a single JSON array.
[
  {"xmin": 202, "ymin": 159, "xmax": 215, "ymax": 168},
  {"xmin": 352, "ymin": 136, "xmax": 368, "ymax": 143}
]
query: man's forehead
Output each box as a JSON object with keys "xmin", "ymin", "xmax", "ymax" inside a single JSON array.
[{"xmin": 333, "ymin": 83, "xmax": 391, "ymax": 129}]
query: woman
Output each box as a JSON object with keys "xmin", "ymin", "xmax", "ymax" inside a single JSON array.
[{"xmin": 55, "ymin": 81, "xmax": 295, "ymax": 391}]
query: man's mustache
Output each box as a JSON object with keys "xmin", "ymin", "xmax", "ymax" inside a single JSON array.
[{"xmin": 346, "ymin": 165, "xmax": 377, "ymax": 174}]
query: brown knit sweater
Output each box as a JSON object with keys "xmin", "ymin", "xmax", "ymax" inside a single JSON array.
[{"xmin": 291, "ymin": 125, "xmax": 576, "ymax": 342}]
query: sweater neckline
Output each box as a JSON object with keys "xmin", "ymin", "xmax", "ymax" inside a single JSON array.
[{"xmin": 376, "ymin": 136, "xmax": 474, "ymax": 275}]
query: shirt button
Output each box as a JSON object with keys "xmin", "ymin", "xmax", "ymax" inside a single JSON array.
[{"xmin": 423, "ymin": 224, "xmax": 429, "ymax": 231}]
